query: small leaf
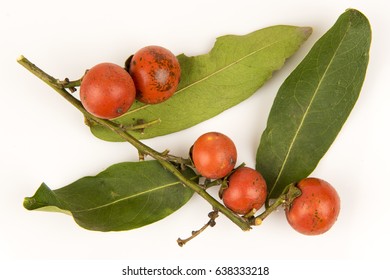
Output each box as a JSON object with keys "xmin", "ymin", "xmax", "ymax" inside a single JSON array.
[
  {"xmin": 256, "ymin": 9, "xmax": 371, "ymax": 199},
  {"xmin": 89, "ymin": 25, "xmax": 312, "ymax": 141},
  {"xmin": 24, "ymin": 161, "xmax": 196, "ymax": 231}
]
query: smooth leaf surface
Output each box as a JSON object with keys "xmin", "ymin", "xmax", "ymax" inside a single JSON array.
[
  {"xmin": 256, "ymin": 9, "xmax": 371, "ymax": 199},
  {"xmin": 90, "ymin": 25, "xmax": 312, "ymax": 141},
  {"xmin": 24, "ymin": 161, "xmax": 196, "ymax": 231}
]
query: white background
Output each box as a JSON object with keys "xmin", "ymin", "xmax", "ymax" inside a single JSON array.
[{"xmin": 1, "ymin": 0, "xmax": 389, "ymax": 278}]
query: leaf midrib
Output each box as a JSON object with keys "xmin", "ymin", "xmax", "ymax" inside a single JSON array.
[
  {"xmin": 125, "ymin": 36, "xmax": 292, "ymax": 116},
  {"xmin": 270, "ymin": 23, "xmax": 351, "ymax": 195},
  {"xmin": 71, "ymin": 180, "xmax": 181, "ymax": 213}
]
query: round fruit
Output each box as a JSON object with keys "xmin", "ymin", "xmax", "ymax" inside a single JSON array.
[
  {"xmin": 285, "ymin": 178, "xmax": 340, "ymax": 235},
  {"xmin": 129, "ymin": 45, "xmax": 181, "ymax": 104},
  {"xmin": 191, "ymin": 132, "xmax": 237, "ymax": 179},
  {"xmin": 222, "ymin": 167, "xmax": 267, "ymax": 215},
  {"xmin": 80, "ymin": 63, "xmax": 136, "ymax": 119}
]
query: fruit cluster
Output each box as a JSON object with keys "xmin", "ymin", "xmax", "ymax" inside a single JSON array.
[
  {"xmin": 80, "ymin": 45, "xmax": 181, "ymax": 119},
  {"xmin": 191, "ymin": 131, "xmax": 340, "ymax": 236}
]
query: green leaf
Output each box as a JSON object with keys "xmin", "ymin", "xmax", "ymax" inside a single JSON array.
[
  {"xmin": 256, "ymin": 9, "xmax": 371, "ymax": 199},
  {"xmin": 23, "ymin": 161, "xmax": 196, "ymax": 231},
  {"xmin": 89, "ymin": 25, "xmax": 312, "ymax": 141}
]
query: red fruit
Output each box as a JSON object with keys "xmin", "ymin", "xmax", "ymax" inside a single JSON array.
[
  {"xmin": 80, "ymin": 63, "xmax": 136, "ymax": 119},
  {"xmin": 285, "ymin": 178, "xmax": 340, "ymax": 235},
  {"xmin": 129, "ymin": 45, "xmax": 181, "ymax": 104},
  {"xmin": 191, "ymin": 132, "xmax": 237, "ymax": 179},
  {"xmin": 222, "ymin": 167, "xmax": 267, "ymax": 215}
]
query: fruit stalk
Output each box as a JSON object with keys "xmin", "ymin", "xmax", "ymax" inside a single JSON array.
[
  {"xmin": 17, "ymin": 55, "xmax": 251, "ymax": 232},
  {"xmin": 252, "ymin": 183, "xmax": 301, "ymax": 225}
]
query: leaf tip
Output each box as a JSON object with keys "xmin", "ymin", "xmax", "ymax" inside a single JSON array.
[
  {"xmin": 300, "ymin": 27, "xmax": 313, "ymax": 39},
  {"xmin": 345, "ymin": 8, "xmax": 363, "ymax": 15},
  {"xmin": 344, "ymin": 8, "xmax": 371, "ymax": 28},
  {"xmin": 23, "ymin": 197, "xmax": 35, "ymax": 210}
]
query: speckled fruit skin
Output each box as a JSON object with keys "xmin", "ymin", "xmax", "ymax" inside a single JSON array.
[
  {"xmin": 80, "ymin": 63, "xmax": 136, "ymax": 119},
  {"xmin": 285, "ymin": 178, "xmax": 340, "ymax": 235},
  {"xmin": 192, "ymin": 132, "xmax": 237, "ymax": 179},
  {"xmin": 222, "ymin": 167, "xmax": 267, "ymax": 215},
  {"xmin": 129, "ymin": 45, "xmax": 181, "ymax": 104}
]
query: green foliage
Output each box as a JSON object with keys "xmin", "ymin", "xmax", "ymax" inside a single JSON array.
[{"xmin": 22, "ymin": 9, "xmax": 372, "ymax": 234}]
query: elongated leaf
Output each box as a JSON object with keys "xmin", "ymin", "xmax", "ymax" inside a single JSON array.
[
  {"xmin": 23, "ymin": 161, "xmax": 196, "ymax": 231},
  {"xmin": 89, "ymin": 25, "xmax": 312, "ymax": 141},
  {"xmin": 256, "ymin": 9, "xmax": 371, "ymax": 198}
]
